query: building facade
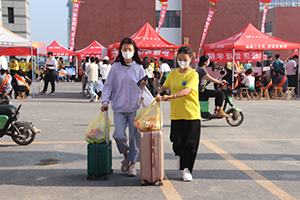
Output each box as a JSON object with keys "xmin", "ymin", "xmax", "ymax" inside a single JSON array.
[
  {"xmin": 71, "ymin": 0, "xmax": 259, "ymax": 58},
  {"xmin": 260, "ymin": 0, "xmax": 300, "ymax": 10},
  {"xmin": 260, "ymin": 6, "xmax": 300, "ymax": 59},
  {"xmin": 0, "ymin": 0, "xmax": 31, "ymax": 40}
]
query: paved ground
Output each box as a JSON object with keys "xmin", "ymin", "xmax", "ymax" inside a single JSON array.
[{"xmin": 0, "ymin": 82, "xmax": 299, "ymax": 200}]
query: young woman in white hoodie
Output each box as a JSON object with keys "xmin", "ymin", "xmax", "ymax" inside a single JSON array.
[{"xmin": 101, "ymin": 38, "xmax": 147, "ymax": 177}]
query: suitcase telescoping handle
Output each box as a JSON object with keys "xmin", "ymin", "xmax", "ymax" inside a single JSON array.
[
  {"xmin": 159, "ymin": 101, "xmax": 162, "ymax": 130},
  {"xmin": 104, "ymin": 107, "xmax": 109, "ymax": 144}
]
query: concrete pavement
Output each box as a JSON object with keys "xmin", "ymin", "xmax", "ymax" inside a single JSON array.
[{"xmin": 0, "ymin": 82, "xmax": 299, "ymax": 200}]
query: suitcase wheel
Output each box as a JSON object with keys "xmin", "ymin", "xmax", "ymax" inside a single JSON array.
[
  {"xmin": 104, "ymin": 175, "xmax": 109, "ymax": 180},
  {"xmin": 87, "ymin": 175, "xmax": 92, "ymax": 180},
  {"xmin": 141, "ymin": 180, "xmax": 146, "ymax": 186},
  {"xmin": 109, "ymin": 169, "xmax": 113, "ymax": 175}
]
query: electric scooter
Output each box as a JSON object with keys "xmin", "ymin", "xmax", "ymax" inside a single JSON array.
[
  {"xmin": 200, "ymin": 84, "xmax": 244, "ymax": 127},
  {"xmin": 0, "ymin": 103, "xmax": 40, "ymax": 145}
]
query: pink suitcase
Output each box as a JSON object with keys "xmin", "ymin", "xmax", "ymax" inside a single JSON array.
[{"xmin": 140, "ymin": 130, "xmax": 164, "ymax": 186}]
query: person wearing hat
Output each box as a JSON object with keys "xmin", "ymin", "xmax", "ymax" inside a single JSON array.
[{"xmin": 99, "ymin": 56, "xmax": 111, "ymax": 84}]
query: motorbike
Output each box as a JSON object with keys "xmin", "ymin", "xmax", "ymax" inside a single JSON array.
[
  {"xmin": 200, "ymin": 83, "xmax": 244, "ymax": 127},
  {"xmin": 0, "ymin": 95, "xmax": 40, "ymax": 145}
]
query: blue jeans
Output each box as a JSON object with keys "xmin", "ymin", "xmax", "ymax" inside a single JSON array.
[
  {"xmin": 113, "ymin": 111, "xmax": 140, "ymax": 163},
  {"xmin": 87, "ymin": 81, "xmax": 97, "ymax": 100}
]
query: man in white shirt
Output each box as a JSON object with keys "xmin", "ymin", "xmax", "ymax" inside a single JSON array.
[
  {"xmin": 242, "ymin": 69, "xmax": 255, "ymax": 91},
  {"xmin": 86, "ymin": 56, "xmax": 99, "ymax": 102},
  {"xmin": 285, "ymin": 55, "xmax": 298, "ymax": 94},
  {"xmin": 40, "ymin": 52, "xmax": 58, "ymax": 95}
]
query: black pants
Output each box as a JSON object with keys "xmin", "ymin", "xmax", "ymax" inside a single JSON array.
[
  {"xmin": 170, "ymin": 120, "xmax": 201, "ymax": 173},
  {"xmin": 147, "ymin": 78, "xmax": 155, "ymax": 96},
  {"xmin": 287, "ymin": 75, "xmax": 298, "ymax": 94},
  {"xmin": 43, "ymin": 70, "xmax": 55, "ymax": 92},
  {"xmin": 199, "ymin": 89, "xmax": 225, "ymax": 107}
]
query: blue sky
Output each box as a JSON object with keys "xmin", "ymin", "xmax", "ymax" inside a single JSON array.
[{"xmin": 30, "ymin": 0, "xmax": 68, "ymax": 47}]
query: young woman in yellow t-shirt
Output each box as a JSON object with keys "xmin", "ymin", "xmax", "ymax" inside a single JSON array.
[{"xmin": 156, "ymin": 46, "xmax": 200, "ymax": 182}]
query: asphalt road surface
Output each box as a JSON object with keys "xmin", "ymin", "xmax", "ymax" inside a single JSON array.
[{"xmin": 0, "ymin": 82, "xmax": 299, "ymax": 200}]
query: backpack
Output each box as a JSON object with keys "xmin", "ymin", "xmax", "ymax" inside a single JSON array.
[{"xmin": 81, "ymin": 62, "xmax": 86, "ymax": 71}]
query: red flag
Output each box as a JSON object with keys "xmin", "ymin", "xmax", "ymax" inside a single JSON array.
[
  {"xmin": 197, "ymin": 7, "xmax": 216, "ymax": 62},
  {"xmin": 157, "ymin": 4, "xmax": 168, "ymax": 34},
  {"xmin": 261, "ymin": 6, "xmax": 269, "ymax": 33},
  {"xmin": 69, "ymin": 1, "xmax": 81, "ymax": 62}
]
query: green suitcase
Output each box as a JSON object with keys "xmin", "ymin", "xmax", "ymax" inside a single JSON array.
[
  {"xmin": 87, "ymin": 142, "xmax": 113, "ymax": 180},
  {"xmin": 87, "ymin": 110, "xmax": 113, "ymax": 180}
]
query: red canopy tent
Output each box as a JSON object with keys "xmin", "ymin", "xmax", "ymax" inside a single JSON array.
[
  {"xmin": 203, "ymin": 23, "xmax": 300, "ymax": 91},
  {"xmin": 108, "ymin": 22, "xmax": 183, "ymax": 60},
  {"xmin": 42, "ymin": 40, "xmax": 76, "ymax": 56},
  {"xmin": 75, "ymin": 40, "xmax": 105, "ymax": 59},
  {"xmin": 204, "ymin": 23, "xmax": 300, "ymax": 63}
]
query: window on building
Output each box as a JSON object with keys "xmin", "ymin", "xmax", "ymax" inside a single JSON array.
[
  {"xmin": 277, "ymin": 0, "xmax": 281, "ymax": 3},
  {"xmin": 282, "ymin": 0, "xmax": 286, "ymax": 2},
  {"xmin": 156, "ymin": 11, "xmax": 181, "ymax": 28},
  {"xmin": 287, "ymin": 0, "xmax": 292, "ymax": 2},
  {"xmin": 265, "ymin": 22, "xmax": 273, "ymax": 33},
  {"xmin": 8, "ymin": 7, "xmax": 14, "ymax": 23}
]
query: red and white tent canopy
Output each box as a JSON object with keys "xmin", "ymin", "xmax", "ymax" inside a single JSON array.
[
  {"xmin": 42, "ymin": 40, "xmax": 76, "ymax": 56},
  {"xmin": 75, "ymin": 40, "xmax": 104, "ymax": 59},
  {"xmin": 204, "ymin": 23, "xmax": 300, "ymax": 51},
  {"xmin": 108, "ymin": 22, "xmax": 181, "ymax": 50},
  {"xmin": 0, "ymin": 24, "xmax": 37, "ymax": 55}
]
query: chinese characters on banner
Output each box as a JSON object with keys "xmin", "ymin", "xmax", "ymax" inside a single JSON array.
[
  {"xmin": 157, "ymin": 4, "xmax": 168, "ymax": 34},
  {"xmin": 107, "ymin": 49, "xmax": 174, "ymax": 60},
  {"xmin": 69, "ymin": 1, "xmax": 81, "ymax": 61},
  {"xmin": 261, "ymin": 6, "xmax": 269, "ymax": 33},
  {"xmin": 205, "ymin": 51, "xmax": 263, "ymax": 62},
  {"xmin": 197, "ymin": 8, "xmax": 216, "ymax": 62},
  {"xmin": 138, "ymin": 50, "xmax": 174, "ymax": 59}
]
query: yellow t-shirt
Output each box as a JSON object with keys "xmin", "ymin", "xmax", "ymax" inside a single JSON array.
[
  {"xmin": 19, "ymin": 62, "xmax": 28, "ymax": 72},
  {"xmin": 9, "ymin": 61, "xmax": 19, "ymax": 71},
  {"xmin": 150, "ymin": 62, "xmax": 155, "ymax": 71},
  {"xmin": 163, "ymin": 68, "xmax": 201, "ymax": 120}
]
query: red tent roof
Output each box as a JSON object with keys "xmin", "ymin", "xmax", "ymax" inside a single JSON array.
[
  {"xmin": 108, "ymin": 22, "xmax": 181, "ymax": 50},
  {"xmin": 204, "ymin": 23, "xmax": 300, "ymax": 51},
  {"xmin": 44, "ymin": 40, "xmax": 76, "ymax": 56},
  {"xmin": 75, "ymin": 40, "xmax": 104, "ymax": 55}
]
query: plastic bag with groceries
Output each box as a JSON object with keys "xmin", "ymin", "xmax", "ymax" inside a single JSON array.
[
  {"xmin": 85, "ymin": 112, "xmax": 111, "ymax": 144},
  {"xmin": 134, "ymin": 97, "xmax": 163, "ymax": 131}
]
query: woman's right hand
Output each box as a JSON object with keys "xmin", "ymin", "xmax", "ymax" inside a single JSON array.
[
  {"xmin": 101, "ymin": 105, "xmax": 109, "ymax": 112},
  {"xmin": 156, "ymin": 94, "xmax": 162, "ymax": 102}
]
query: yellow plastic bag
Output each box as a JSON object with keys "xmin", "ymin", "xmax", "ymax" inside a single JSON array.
[
  {"xmin": 85, "ymin": 112, "xmax": 111, "ymax": 144},
  {"xmin": 134, "ymin": 97, "xmax": 163, "ymax": 131}
]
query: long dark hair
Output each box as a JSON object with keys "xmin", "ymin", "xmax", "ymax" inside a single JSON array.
[
  {"xmin": 198, "ymin": 55, "xmax": 209, "ymax": 67},
  {"xmin": 142, "ymin": 57, "xmax": 149, "ymax": 69},
  {"xmin": 115, "ymin": 37, "xmax": 142, "ymax": 66}
]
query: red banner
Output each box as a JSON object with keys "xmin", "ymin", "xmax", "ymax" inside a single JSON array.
[
  {"xmin": 205, "ymin": 50, "xmax": 263, "ymax": 63},
  {"xmin": 107, "ymin": 49, "xmax": 174, "ymax": 60},
  {"xmin": 157, "ymin": 4, "xmax": 168, "ymax": 34},
  {"xmin": 69, "ymin": 1, "xmax": 81, "ymax": 61},
  {"xmin": 139, "ymin": 50, "xmax": 174, "ymax": 59},
  {"xmin": 261, "ymin": 6, "xmax": 268, "ymax": 33},
  {"xmin": 197, "ymin": 7, "xmax": 216, "ymax": 62}
]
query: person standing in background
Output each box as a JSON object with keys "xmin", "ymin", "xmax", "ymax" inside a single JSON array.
[
  {"xmin": 99, "ymin": 56, "xmax": 111, "ymax": 84},
  {"xmin": 86, "ymin": 57, "xmax": 99, "ymax": 103},
  {"xmin": 81, "ymin": 56, "xmax": 89, "ymax": 95},
  {"xmin": 40, "ymin": 52, "xmax": 57, "ymax": 95},
  {"xmin": 143, "ymin": 57, "xmax": 155, "ymax": 96},
  {"xmin": 159, "ymin": 57, "xmax": 171, "ymax": 86},
  {"xmin": 285, "ymin": 55, "xmax": 298, "ymax": 94},
  {"xmin": 272, "ymin": 54, "xmax": 284, "ymax": 77},
  {"xmin": 9, "ymin": 58, "xmax": 19, "ymax": 76}
]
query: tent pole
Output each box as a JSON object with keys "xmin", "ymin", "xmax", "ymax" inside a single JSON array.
[
  {"xmin": 232, "ymin": 49, "xmax": 235, "ymax": 92},
  {"xmin": 76, "ymin": 57, "xmax": 78, "ymax": 80},
  {"xmin": 298, "ymin": 49, "xmax": 300, "ymax": 96},
  {"xmin": 30, "ymin": 43, "xmax": 35, "ymax": 99},
  {"xmin": 37, "ymin": 51, "xmax": 40, "ymax": 93}
]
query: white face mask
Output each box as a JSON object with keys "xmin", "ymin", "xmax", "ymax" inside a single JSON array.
[
  {"xmin": 122, "ymin": 51, "xmax": 134, "ymax": 60},
  {"xmin": 177, "ymin": 60, "xmax": 190, "ymax": 69}
]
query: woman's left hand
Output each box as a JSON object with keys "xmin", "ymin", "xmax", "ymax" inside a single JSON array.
[{"xmin": 140, "ymin": 80, "xmax": 147, "ymax": 86}]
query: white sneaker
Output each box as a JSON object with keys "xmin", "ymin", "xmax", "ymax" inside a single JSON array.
[
  {"xmin": 182, "ymin": 168, "xmax": 193, "ymax": 182},
  {"xmin": 128, "ymin": 163, "xmax": 137, "ymax": 177},
  {"xmin": 94, "ymin": 95, "xmax": 98, "ymax": 103}
]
